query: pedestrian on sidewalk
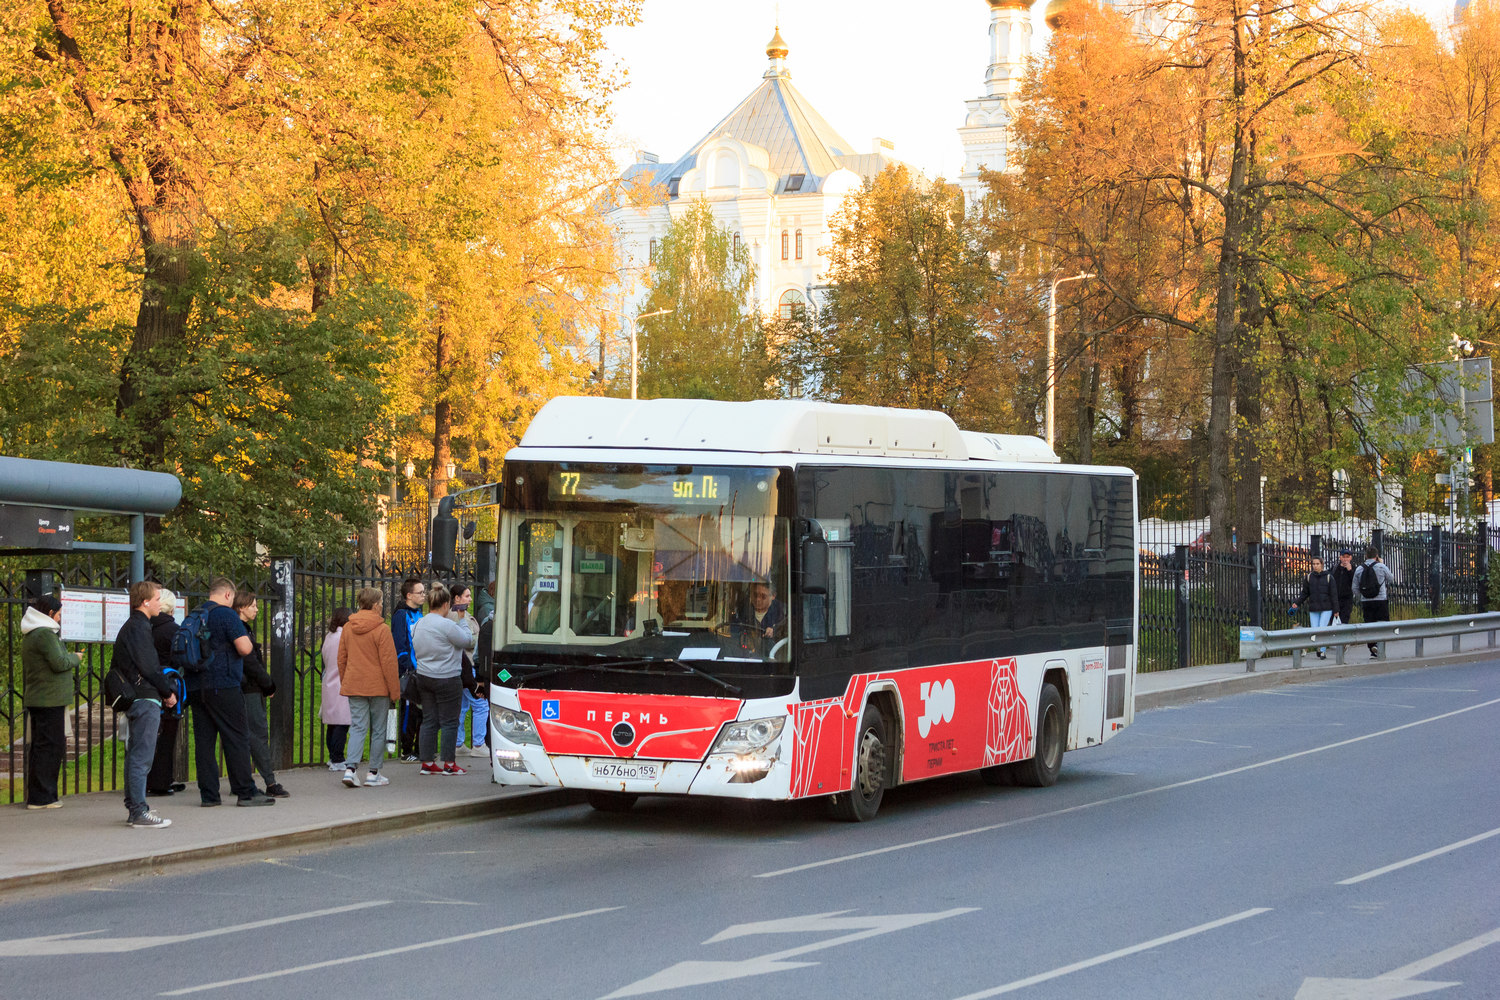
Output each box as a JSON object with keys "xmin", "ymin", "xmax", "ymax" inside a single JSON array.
[
  {"xmin": 21, "ymin": 595, "xmax": 81, "ymax": 810},
  {"xmin": 392, "ymin": 577, "xmax": 426, "ymax": 763},
  {"xmin": 186, "ymin": 579, "xmax": 275, "ymax": 808},
  {"xmin": 235, "ymin": 592, "xmax": 288, "ymax": 798},
  {"xmin": 1332, "ymin": 549, "xmax": 1356, "ymax": 626},
  {"xmin": 339, "ymin": 589, "xmax": 401, "ymax": 788},
  {"xmin": 1353, "ymin": 547, "xmax": 1396, "ymax": 659},
  {"xmin": 320, "ymin": 607, "xmax": 352, "ymax": 771},
  {"xmin": 1290, "ymin": 556, "xmax": 1340, "ymax": 658},
  {"xmin": 146, "ymin": 588, "xmax": 187, "ymax": 798},
  {"xmin": 413, "ymin": 583, "xmax": 477, "ymax": 776},
  {"xmin": 113, "ymin": 581, "xmax": 177, "ymax": 828},
  {"xmin": 449, "ymin": 584, "xmax": 487, "ymax": 756}
]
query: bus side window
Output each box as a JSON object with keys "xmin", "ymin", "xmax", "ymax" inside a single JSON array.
[{"xmin": 803, "ymin": 521, "xmax": 852, "ymax": 641}]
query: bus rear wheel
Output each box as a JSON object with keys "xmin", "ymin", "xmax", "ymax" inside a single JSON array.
[
  {"xmin": 829, "ymin": 704, "xmax": 888, "ymax": 822},
  {"xmin": 586, "ymin": 791, "xmax": 639, "ymax": 813},
  {"xmin": 1008, "ymin": 683, "xmax": 1065, "ymax": 788}
]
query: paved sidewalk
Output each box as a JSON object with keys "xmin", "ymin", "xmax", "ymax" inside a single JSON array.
[
  {"xmin": 4, "ymin": 631, "xmax": 1494, "ymax": 894},
  {"xmin": 0, "ymin": 758, "xmax": 573, "ymax": 894}
]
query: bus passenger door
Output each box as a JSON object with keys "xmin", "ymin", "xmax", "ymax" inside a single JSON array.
[{"xmin": 1066, "ymin": 655, "xmax": 1106, "ymax": 749}]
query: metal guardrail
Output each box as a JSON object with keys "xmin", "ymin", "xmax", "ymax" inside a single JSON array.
[{"xmin": 1238, "ymin": 613, "xmax": 1500, "ymax": 672}]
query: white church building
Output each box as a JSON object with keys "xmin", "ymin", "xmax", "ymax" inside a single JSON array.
[{"xmin": 608, "ymin": 4, "xmax": 1060, "ymax": 339}]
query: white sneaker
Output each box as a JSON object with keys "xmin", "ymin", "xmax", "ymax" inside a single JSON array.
[
  {"xmin": 467, "ymin": 745, "xmax": 490, "ymax": 758},
  {"xmin": 326, "ymin": 760, "xmax": 347, "ymax": 772},
  {"xmin": 364, "ymin": 773, "xmax": 389, "ymax": 787},
  {"xmin": 129, "ymin": 811, "xmax": 171, "ymax": 829},
  {"xmin": 342, "ymin": 768, "xmax": 360, "ymax": 788}
]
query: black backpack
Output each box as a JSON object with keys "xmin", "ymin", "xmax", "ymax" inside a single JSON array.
[
  {"xmin": 1358, "ymin": 563, "xmax": 1382, "ymax": 599},
  {"xmin": 171, "ymin": 606, "xmax": 216, "ymax": 674}
]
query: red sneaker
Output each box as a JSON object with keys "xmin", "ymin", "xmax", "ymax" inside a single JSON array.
[
  {"xmin": 419, "ymin": 762, "xmax": 443, "ymax": 776},
  {"xmin": 441, "ymin": 763, "xmax": 467, "ymax": 776}
]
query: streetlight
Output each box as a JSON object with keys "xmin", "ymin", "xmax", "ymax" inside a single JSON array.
[
  {"xmin": 1046, "ymin": 272, "xmax": 1095, "ymax": 450},
  {"xmin": 630, "ymin": 307, "xmax": 675, "ymax": 400}
]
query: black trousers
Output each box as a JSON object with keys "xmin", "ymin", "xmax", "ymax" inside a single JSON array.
[
  {"xmin": 325, "ymin": 723, "xmax": 349, "ymax": 763},
  {"xmin": 398, "ymin": 685, "xmax": 422, "ymax": 757},
  {"xmin": 147, "ymin": 711, "xmax": 181, "ymax": 794},
  {"xmin": 26, "ymin": 706, "xmax": 66, "ymax": 806},
  {"xmin": 188, "ymin": 686, "xmax": 257, "ymax": 802},
  {"xmin": 1361, "ymin": 599, "xmax": 1390, "ymax": 651},
  {"xmin": 416, "ymin": 674, "xmax": 463, "ymax": 763}
]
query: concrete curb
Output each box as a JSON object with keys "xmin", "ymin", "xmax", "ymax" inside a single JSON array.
[
  {"xmin": 0, "ymin": 787, "xmax": 582, "ymax": 897},
  {"xmin": 1136, "ymin": 648, "xmax": 1499, "ymax": 711}
]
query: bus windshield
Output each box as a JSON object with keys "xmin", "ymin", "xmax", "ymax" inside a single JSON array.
[{"xmin": 499, "ymin": 463, "xmax": 792, "ymax": 680}]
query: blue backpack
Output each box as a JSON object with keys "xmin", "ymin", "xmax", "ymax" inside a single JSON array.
[{"xmin": 171, "ymin": 606, "xmax": 216, "ymax": 675}]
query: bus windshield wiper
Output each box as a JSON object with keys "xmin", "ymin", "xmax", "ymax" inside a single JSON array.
[{"xmin": 594, "ymin": 657, "xmax": 743, "ymax": 696}]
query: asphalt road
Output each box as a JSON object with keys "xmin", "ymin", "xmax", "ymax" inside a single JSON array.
[{"xmin": 1, "ymin": 661, "xmax": 1497, "ymax": 1000}]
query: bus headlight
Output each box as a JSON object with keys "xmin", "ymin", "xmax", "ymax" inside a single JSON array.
[
  {"xmin": 495, "ymin": 708, "xmax": 542, "ymax": 747},
  {"xmin": 711, "ymin": 716, "xmax": 785, "ymax": 755},
  {"xmin": 493, "ymin": 748, "xmax": 531, "ymax": 773}
]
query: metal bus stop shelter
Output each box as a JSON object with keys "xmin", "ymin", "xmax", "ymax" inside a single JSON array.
[{"xmin": 0, "ymin": 456, "xmax": 182, "ymax": 587}]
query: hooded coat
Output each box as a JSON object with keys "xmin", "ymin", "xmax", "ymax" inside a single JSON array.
[
  {"xmin": 338, "ymin": 609, "xmax": 401, "ymax": 701},
  {"xmin": 21, "ymin": 607, "xmax": 80, "ymax": 708}
]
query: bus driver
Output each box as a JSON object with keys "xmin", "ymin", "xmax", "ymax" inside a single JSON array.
[{"xmin": 729, "ymin": 581, "xmax": 785, "ymax": 654}]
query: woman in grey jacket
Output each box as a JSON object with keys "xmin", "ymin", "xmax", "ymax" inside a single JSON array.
[{"xmin": 412, "ymin": 583, "xmax": 477, "ymax": 775}]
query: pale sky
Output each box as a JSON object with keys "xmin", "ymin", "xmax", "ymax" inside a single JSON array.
[{"xmin": 605, "ymin": 0, "xmax": 1460, "ymax": 183}]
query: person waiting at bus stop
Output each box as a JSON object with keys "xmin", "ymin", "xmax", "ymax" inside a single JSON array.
[{"xmin": 20, "ymin": 595, "xmax": 80, "ymax": 809}]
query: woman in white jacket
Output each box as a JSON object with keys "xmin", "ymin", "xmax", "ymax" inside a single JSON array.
[{"xmin": 320, "ymin": 608, "xmax": 353, "ymax": 770}]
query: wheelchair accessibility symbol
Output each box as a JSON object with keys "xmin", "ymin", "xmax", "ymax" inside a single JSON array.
[{"xmin": 541, "ymin": 699, "xmax": 560, "ymax": 721}]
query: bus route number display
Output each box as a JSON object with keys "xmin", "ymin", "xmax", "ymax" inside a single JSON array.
[{"xmin": 550, "ymin": 471, "xmax": 729, "ymax": 505}]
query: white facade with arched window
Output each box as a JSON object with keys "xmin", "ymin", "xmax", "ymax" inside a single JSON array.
[{"xmin": 610, "ymin": 30, "xmax": 898, "ymax": 350}]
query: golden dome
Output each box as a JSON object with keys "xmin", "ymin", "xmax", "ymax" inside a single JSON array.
[
  {"xmin": 1043, "ymin": 0, "xmax": 1074, "ymax": 28},
  {"xmin": 989, "ymin": 0, "xmax": 1032, "ymax": 8},
  {"xmin": 766, "ymin": 27, "xmax": 789, "ymax": 60}
]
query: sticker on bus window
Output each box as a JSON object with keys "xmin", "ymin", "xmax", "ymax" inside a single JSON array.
[
  {"xmin": 538, "ymin": 561, "xmax": 560, "ymax": 577},
  {"xmin": 579, "ymin": 559, "xmax": 606, "ymax": 574},
  {"xmin": 536, "ymin": 578, "xmax": 559, "ymax": 592}
]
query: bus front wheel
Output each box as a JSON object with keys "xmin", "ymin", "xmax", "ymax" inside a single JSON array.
[
  {"xmin": 1008, "ymin": 683, "xmax": 1065, "ymax": 788},
  {"xmin": 586, "ymin": 791, "xmax": 639, "ymax": 813},
  {"xmin": 829, "ymin": 704, "xmax": 888, "ymax": 822}
]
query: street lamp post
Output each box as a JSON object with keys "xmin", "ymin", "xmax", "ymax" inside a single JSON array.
[
  {"xmin": 1046, "ymin": 272, "xmax": 1095, "ymax": 450},
  {"xmin": 630, "ymin": 307, "xmax": 674, "ymax": 400}
]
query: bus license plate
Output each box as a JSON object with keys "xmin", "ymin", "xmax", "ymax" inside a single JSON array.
[{"xmin": 589, "ymin": 760, "xmax": 661, "ymax": 782}]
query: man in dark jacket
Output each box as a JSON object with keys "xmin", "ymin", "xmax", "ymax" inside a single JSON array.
[
  {"xmin": 391, "ymin": 577, "xmax": 427, "ymax": 762},
  {"xmin": 185, "ymin": 578, "xmax": 274, "ymax": 807},
  {"xmin": 146, "ymin": 589, "xmax": 187, "ymax": 797},
  {"xmin": 1331, "ymin": 549, "xmax": 1356, "ymax": 625},
  {"xmin": 234, "ymin": 591, "xmax": 288, "ymax": 797},
  {"xmin": 112, "ymin": 581, "xmax": 177, "ymax": 827}
]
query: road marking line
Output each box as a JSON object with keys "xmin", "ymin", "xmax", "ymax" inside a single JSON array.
[
  {"xmin": 159, "ymin": 907, "xmax": 621, "ymax": 995},
  {"xmin": 1382, "ymin": 927, "xmax": 1500, "ymax": 980},
  {"xmin": 1260, "ymin": 691, "xmax": 1415, "ymax": 709},
  {"xmin": 758, "ymin": 696, "xmax": 1500, "ymax": 879},
  {"xmin": 947, "ymin": 908, "xmax": 1272, "ymax": 999},
  {"xmin": 1339, "ymin": 827, "xmax": 1500, "ymax": 885}
]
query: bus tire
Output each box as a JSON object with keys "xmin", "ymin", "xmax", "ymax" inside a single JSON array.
[
  {"xmin": 828, "ymin": 704, "xmax": 887, "ymax": 822},
  {"xmin": 1010, "ymin": 683, "xmax": 1065, "ymax": 788},
  {"xmin": 586, "ymin": 791, "xmax": 639, "ymax": 813}
]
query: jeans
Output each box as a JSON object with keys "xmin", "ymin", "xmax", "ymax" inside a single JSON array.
[
  {"xmin": 244, "ymin": 692, "xmax": 276, "ymax": 786},
  {"xmin": 1309, "ymin": 609, "xmax": 1333, "ymax": 653},
  {"xmin": 26, "ymin": 706, "xmax": 66, "ymax": 806},
  {"xmin": 456, "ymin": 689, "xmax": 489, "ymax": 747},
  {"xmin": 346, "ymin": 696, "xmax": 390, "ymax": 773},
  {"xmin": 123, "ymin": 699, "xmax": 161, "ymax": 819},
  {"xmin": 417, "ymin": 674, "xmax": 463, "ymax": 763}
]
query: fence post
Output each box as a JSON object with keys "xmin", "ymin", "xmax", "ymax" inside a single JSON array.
[
  {"xmin": 1310, "ymin": 534, "xmax": 1322, "ymax": 563},
  {"xmin": 1175, "ymin": 544, "xmax": 1190, "ymax": 670},
  {"xmin": 1430, "ymin": 524, "xmax": 1442, "ymax": 614},
  {"xmin": 1480, "ymin": 526, "xmax": 1491, "ymax": 613},
  {"xmin": 269, "ymin": 557, "xmax": 296, "ymax": 771},
  {"xmin": 1372, "ymin": 527, "xmax": 1384, "ymax": 558},
  {"xmin": 1248, "ymin": 541, "xmax": 1263, "ymax": 628}
]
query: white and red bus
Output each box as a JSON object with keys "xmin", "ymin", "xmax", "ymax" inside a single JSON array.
[{"xmin": 486, "ymin": 397, "xmax": 1137, "ymax": 820}]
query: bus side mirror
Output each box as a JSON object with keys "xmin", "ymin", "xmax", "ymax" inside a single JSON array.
[
  {"xmin": 431, "ymin": 496, "xmax": 459, "ymax": 575},
  {"xmin": 801, "ymin": 522, "xmax": 829, "ymax": 596}
]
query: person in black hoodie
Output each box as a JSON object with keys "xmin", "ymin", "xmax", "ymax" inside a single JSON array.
[
  {"xmin": 146, "ymin": 588, "xmax": 188, "ymax": 797},
  {"xmin": 234, "ymin": 591, "xmax": 288, "ymax": 798},
  {"xmin": 1331, "ymin": 549, "xmax": 1356, "ymax": 626},
  {"xmin": 113, "ymin": 581, "xmax": 177, "ymax": 827},
  {"xmin": 1291, "ymin": 556, "xmax": 1341, "ymax": 659}
]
